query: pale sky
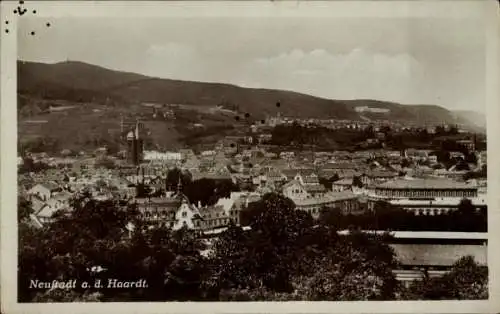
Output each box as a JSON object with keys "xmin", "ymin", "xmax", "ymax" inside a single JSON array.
[{"xmin": 18, "ymin": 15, "xmax": 486, "ymax": 113}]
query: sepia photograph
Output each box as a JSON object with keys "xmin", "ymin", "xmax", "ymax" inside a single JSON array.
[{"xmin": 1, "ymin": 1, "xmax": 499, "ymax": 313}]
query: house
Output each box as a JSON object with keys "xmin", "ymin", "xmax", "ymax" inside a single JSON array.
[
  {"xmin": 428, "ymin": 154, "xmax": 438, "ymax": 164},
  {"xmin": 179, "ymin": 149, "xmax": 196, "ymax": 160},
  {"xmin": 134, "ymin": 190, "xmax": 203, "ymax": 230},
  {"xmin": 27, "ymin": 182, "xmax": 62, "ymax": 201},
  {"xmin": 321, "ymin": 161, "xmax": 366, "ymax": 173},
  {"xmin": 258, "ymin": 133, "xmax": 273, "ymax": 144},
  {"xmin": 282, "ymin": 173, "xmax": 326, "ymax": 201},
  {"xmin": 456, "ymin": 139, "xmax": 475, "ymax": 152},
  {"xmin": 265, "ymin": 169, "xmax": 288, "ymax": 186},
  {"xmin": 449, "ymin": 151, "xmax": 465, "ymax": 161},
  {"xmin": 173, "ymin": 195, "xmax": 202, "ymax": 230},
  {"xmin": 201, "ymin": 150, "xmax": 216, "ymax": 157},
  {"xmin": 360, "ymin": 169, "xmax": 399, "ymax": 186},
  {"xmin": 279, "ymin": 151, "xmax": 295, "ymax": 159},
  {"xmin": 282, "ymin": 168, "xmax": 315, "ymax": 182},
  {"xmin": 31, "ymin": 191, "xmax": 73, "ymax": 225},
  {"xmin": 198, "ymin": 194, "xmax": 243, "ymax": 230},
  {"xmin": 182, "ymin": 154, "xmax": 201, "ymax": 170},
  {"xmin": 404, "ymin": 149, "xmax": 429, "ymax": 162},
  {"xmin": 332, "ymin": 178, "xmax": 353, "ymax": 192},
  {"xmin": 143, "ymin": 151, "xmax": 182, "ymax": 162},
  {"xmin": 189, "ymin": 167, "xmax": 233, "ymax": 182},
  {"xmin": 292, "ymin": 191, "xmax": 362, "ymax": 219},
  {"xmin": 283, "ymin": 180, "xmax": 310, "ymax": 200},
  {"xmin": 370, "ymin": 177, "xmax": 483, "ymax": 215}
]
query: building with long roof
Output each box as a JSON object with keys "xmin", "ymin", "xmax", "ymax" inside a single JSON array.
[
  {"xmin": 374, "ymin": 177, "xmax": 477, "ymax": 199},
  {"xmin": 369, "ymin": 177, "xmax": 485, "ymax": 215}
]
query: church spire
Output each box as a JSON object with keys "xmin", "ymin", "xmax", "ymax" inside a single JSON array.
[{"xmin": 177, "ymin": 173, "xmax": 183, "ymax": 194}]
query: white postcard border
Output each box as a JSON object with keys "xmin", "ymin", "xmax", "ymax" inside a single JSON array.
[{"xmin": 1, "ymin": 1, "xmax": 499, "ymax": 313}]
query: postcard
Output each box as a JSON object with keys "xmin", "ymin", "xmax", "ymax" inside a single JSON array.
[{"xmin": 1, "ymin": 1, "xmax": 499, "ymax": 313}]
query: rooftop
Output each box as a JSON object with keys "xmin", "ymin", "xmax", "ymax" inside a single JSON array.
[
  {"xmin": 325, "ymin": 190, "xmax": 359, "ymax": 202},
  {"xmin": 293, "ymin": 191, "xmax": 358, "ymax": 206},
  {"xmin": 303, "ymin": 184, "xmax": 326, "ymax": 193},
  {"xmin": 333, "ymin": 178, "xmax": 353, "ymax": 185},
  {"xmin": 390, "ymin": 244, "xmax": 487, "ymax": 267},
  {"xmin": 376, "ymin": 178, "xmax": 475, "ymax": 190},
  {"xmin": 36, "ymin": 181, "xmax": 61, "ymax": 191},
  {"xmin": 362, "ymin": 169, "xmax": 398, "ymax": 178}
]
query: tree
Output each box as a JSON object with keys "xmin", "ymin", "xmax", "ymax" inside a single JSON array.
[
  {"xmin": 352, "ymin": 176, "xmax": 363, "ymax": 188},
  {"xmin": 210, "ymin": 193, "xmax": 314, "ymax": 296},
  {"xmin": 18, "ymin": 195, "xmax": 33, "ymax": 222},
  {"xmin": 295, "ymin": 231, "xmax": 398, "ymax": 301},
  {"xmin": 403, "ymin": 256, "xmax": 488, "ymax": 300},
  {"xmin": 203, "ymin": 224, "xmax": 261, "ymax": 296},
  {"xmin": 457, "ymin": 198, "xmax": 475, "ymax": 216},
  {"xmin": 318, "ymin": 173, "xmax": 340, "ymax": 190},
  {"xmin": 184, "ymin": 178, "xmax": 239, "ymax": 207},
  {"xmin": 18, "ymin": 157, "xmax": 52, "ymax": 174},
  {"xmin": 166, "ymin": 168, "xmax": 192, "ymax": 191},
  {"xmin": 455, "ymin": 160, "xmax": 470, "ymax": 171},
  {"xmin": 19, "ymin": 196, "xmax": 138, "ymax": 301},
  {"xmin": 401, "ymin": 158, "xmax": 412, "ymax": 168},
  {"xmin": 135, "ymin": 183, "xmax": 152, "ymax": 198},
  {"xmin": 18, "ymin": 195, "xmax": 211, "ymax": 302}
]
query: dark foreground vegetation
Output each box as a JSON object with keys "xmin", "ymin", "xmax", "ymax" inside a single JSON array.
[
  {"xmin": 18, "ymin": 193, "xmax": 487, "ymax": 302},
  {"xmin": 318, "ymin": 199, "xmax": 487, "ymax": 233}
]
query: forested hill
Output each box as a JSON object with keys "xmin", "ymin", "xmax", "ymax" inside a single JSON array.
[{"xmin": 17, "ymin": 60, "xmax": 476, "ymax": 126}]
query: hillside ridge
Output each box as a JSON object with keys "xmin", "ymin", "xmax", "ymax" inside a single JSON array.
[{"xmin": 17, "ymin": 60, "xmax": 483, "ymax": 127}]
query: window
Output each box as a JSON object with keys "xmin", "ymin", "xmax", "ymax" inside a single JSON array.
[{"xmin": 182, "ymin": 211, "xmax": 187, "ymax": 218}]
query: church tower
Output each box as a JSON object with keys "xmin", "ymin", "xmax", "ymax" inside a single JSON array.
[{"xmin": 126, "ymin": 119, "xmax": 144, "ymax": 166}]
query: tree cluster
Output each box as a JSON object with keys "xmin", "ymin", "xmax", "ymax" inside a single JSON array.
[
  {"xmin": 18, "ymin": 157, "xmax": 54, "ymax": 174},
  {"xmin": 270, "ymin": 123, "xmax": 366, "ymax": 150},
  {"xmin": 144, "ymin": 168, "xmax": 240, "ymax": 207},
  {"xmin": 320, "ymin": 200, "xmax": 487, "ymax": 233},
  {"xmin": 18, "ymin": 193, "xmax": 488, "ymax": 302},
  {"xmin": 399, "ymin": 255, "xmax": 488, "ymax": 300}
]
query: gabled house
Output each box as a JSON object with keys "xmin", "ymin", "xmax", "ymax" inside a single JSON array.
[
  {"xmin": 282, "ymin": 180, "xmax": 310, "ymax": 201},
  {"xmin": 27, "ymin": 182, "xmax": 62, "ymax": 202},
  {"xmin": 31, "ymin": 191, "xmax": 73, "ymax": 225},
  {"xmin": 134, "ymin": 190, "xmax": 203, "ymax": 230}
]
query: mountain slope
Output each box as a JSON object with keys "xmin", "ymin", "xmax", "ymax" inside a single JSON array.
[
  {"xmin": 18, "ymin": 60, "xmax": 471, "ymax": 125},
  {"xmin": 453, "ymin": 110, "xmax": 486, "ymax": 129}
]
